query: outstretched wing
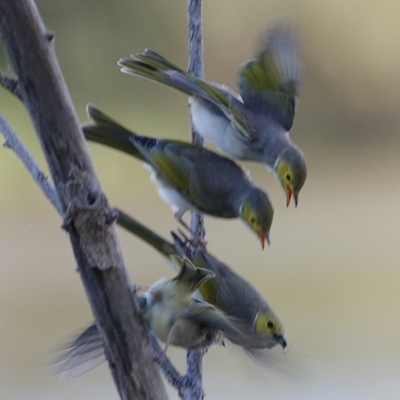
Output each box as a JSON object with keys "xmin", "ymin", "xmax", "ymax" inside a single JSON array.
[{"xmin": 238, "ymin": 20, "xmax": 302, "ymax": 132}]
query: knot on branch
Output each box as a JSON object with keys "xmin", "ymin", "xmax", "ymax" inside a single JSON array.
[
  {"xmin": 45, "ymin": 30, "xmax": 55, "ymax": 42},
  {"xmin": 62, "ymin": 169, "xmax": 121, "ymax": 270}
]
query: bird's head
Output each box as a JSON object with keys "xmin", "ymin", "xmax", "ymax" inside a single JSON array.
[
  {"xmin": 254, "ymin": 310, "xmax": 287, "ymax": 350},
  {"xmin": 240, "ymin": 188, "xmax": 274, "ymax": 250},
  {"xmin": 275, "ymin": 146, "xmax": 307, "ymax": 207}
]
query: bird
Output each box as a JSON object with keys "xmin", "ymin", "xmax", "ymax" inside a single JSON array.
[
  {"xmin": 116, "ymin": 208, "xmax": 287, "ymax": 353},
  {"xmin": 50, "ymin": 256, "xmax": 259, "ymax": 379},
  {"xmin": 83, "ymin": 104, "xmax": 274, "ymax": 249},
  {"xmin": 144, "ymin": 256, "xmax": 220, "ymax": 355},
  {"xmin": 144, "ymin": 257, "xmax": 259, "ymax": 357},
  {"xmin": 118, "ymin": 20, "xmax": 307, "ymax": 207}
]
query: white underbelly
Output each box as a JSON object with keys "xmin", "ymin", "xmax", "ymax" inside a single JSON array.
[
  {"xmin": 146, "ymin": 164, "xmax": 192, "ymax": 217},
  {"xmin": 190, "ymin": 99, "xmax": 246, "ymax": 159}
]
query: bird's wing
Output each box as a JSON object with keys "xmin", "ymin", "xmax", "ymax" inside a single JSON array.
[
  {"xmin": 238, "ymin": 21, "xmax": 302, "ymax": 132},
  {"xmin": 133, "ymin": 140, "xmax": 201, "ymax": 197},
  {"xmin": 181, "ymin": 300, "xmax": 257, "ymax": 349}
]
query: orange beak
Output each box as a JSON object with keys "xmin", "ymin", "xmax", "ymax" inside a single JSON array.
[
  {"xmin": 286, "ymin": 185, "xmax": 293, "ymax": 208},
  {"xmin": 257, "ymin": 231, "xmax": 270, "ymax": 250}
]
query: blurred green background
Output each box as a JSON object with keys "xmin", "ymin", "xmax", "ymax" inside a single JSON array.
[{"xmin": 1, "ymin": 0, "xmax": 400, "ymax": 399}]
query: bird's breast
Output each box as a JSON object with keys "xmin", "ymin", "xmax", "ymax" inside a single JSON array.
[{"xmin": 190, "ymin": 99, "xmax": 249, "ymax": 159}]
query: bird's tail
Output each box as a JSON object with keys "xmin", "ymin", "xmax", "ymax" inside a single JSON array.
[
  {"xmin": 82, "ymin": 104, "xmax": 155, "ymax": 161},
  {"xmin": 173, "ymin": 256, "xmax": 215, "ymax": 293},
  {"xmin": 119, "ymin": 49, "xmax": 188, "ymax": 90},
  {"xmin": 119, "ymin": 49, "xmax": 231, "ymax": 109},
  {"xmin": 116, "ymin": 208, "xmax": 176, "ymax": 257}
]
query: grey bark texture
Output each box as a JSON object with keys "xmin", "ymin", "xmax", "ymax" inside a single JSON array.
[{"xmin": 186, "ymin": 1, "xmax": 206, "ymax": 399}]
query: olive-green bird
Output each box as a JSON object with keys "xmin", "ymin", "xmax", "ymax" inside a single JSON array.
[
  {"xmin": 83, "ymin": 105, "xmax": 274, "ymax": 249},
  {"xmin": 118, "ymin": 20, "xmax": 307, "ymax": 207},
  {"xmin": 51, "ymin": 258, "xmax": 258, "ymax": 379},
  {"xmin": 116, "ymin": 208, "xmax": 287, "ymax": 353}
]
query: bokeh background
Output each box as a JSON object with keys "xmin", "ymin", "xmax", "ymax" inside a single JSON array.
[{"xmin": 1, "ymin": 0, "xmax": 400, "ymax": 399}]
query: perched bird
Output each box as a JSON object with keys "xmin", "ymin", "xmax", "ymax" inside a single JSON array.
[
  {"xmin": 116, "ymin": 208, "xmax": 287, "ymax": 352},
  {"xmin": 83, "ymin": 105, "xmax": 274, "ymax": 249},
  {"xmin": 51, "ymin": 257, "xmax": 257, "ymax": 379},
  {"xmin": 144, "ymin": 257, "xmax": 257, "ymax": 356},
  {"xmin": 118, "ymin": 20, "xmax": 307, "ymax": 207}
]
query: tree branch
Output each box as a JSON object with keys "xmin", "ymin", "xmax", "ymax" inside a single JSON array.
[
  {"xmin": 0, "ymin": 113, "xmax": 62, "ymax": 213},
  {"xmin": 0, "ymin": 2, "xmax": 167, "ymax": 399},
  {"xmin": 188, "ymin": 0, "xmax": 205, "ymax": 244},
  {"xmin": 0, "ymin": 70, "xmax": 22, "ymax": 100},
  {"xmin": 186, "ymin": 1, "xmax": 206, "ymax": 399},
  {"xmin": 0, "ymin": 110, "xmax": 188, "ymax": 391}
]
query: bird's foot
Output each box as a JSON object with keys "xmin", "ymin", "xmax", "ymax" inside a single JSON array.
[{"xmin": 177, "ymin": 228, "xmax": 207, "ymax": 251}]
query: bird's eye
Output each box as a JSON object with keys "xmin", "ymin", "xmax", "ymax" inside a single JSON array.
[
  {"xmin": 285, "ymin": 174, "xmax": 292, "ymax": 182},
  {"xmin": 267, "ymin": 321, "xmax": 274, "ymax": 329},
  {"xmin": 250, "ymin": 216, "xmax": 257, "ymax": 224}
]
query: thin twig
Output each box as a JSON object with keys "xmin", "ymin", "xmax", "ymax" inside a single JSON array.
[
  {"xmin": 0, "ymin": 113, "xmax": 62, "ymax": 213},
  {"xmin": 0, "ymin": 70, "xmax": 22, "ymax": 100},
  {"xmin": 186, "ymin": 1, "xmax": 206, "ymax": 399},
  {"xmin": 187, "ymin": 0, "xmax": 205, "ymax": 245}
]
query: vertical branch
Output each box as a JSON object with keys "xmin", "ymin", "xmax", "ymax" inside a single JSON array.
[
  {"xmin": 181, "ymin": 350, "xmax": 206, "ymax": 400},
  {"xmin": 187, "ymin": 0, "xmax": 204, "ymax": 96},
  {"xmin": 186, "ymin": 1, "xmax": 205, "ymax": 400},
  {"xmin": 187, "ymin": 0, "xmax": 205, "ymax": 245}
]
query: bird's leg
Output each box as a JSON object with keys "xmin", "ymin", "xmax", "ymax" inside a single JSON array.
[
  {"xmin": 155, "ymin": 324, "xmax": 177, "ymax": 365},
  {"xmin": 192, "ymin": 230, "xmax": 207, "ymax": 250},
  {"xmin": 174, "ymin": 209, "xmax": 207, "ymax": 249},
  {"xmin": 177, "ymin": 227, "xmax": 208, "ymax": 251},
  {"xmin": 174, "ymin": 210, "xmax": 191, "ymax": 232},
  {"xmin": 177, "ymin": 228, "xmax": 191, "ymax": 245},
  {"xmin": 178, "ymin": 218, "xmax": 191, "ymax": 232},
  {"xmin": 220, "ymin": 332, "xmax": 226, "ymax": 347}
]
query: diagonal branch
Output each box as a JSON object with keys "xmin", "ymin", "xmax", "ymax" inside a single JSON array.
[
  {"xmin": 0, "ymin": 70, "xmax": 22, "ymax": 100},
  {"xmin": 0, "ymin": 113, "xmax": 62, "ymax": 213},
  {"xmin": 0, "ymin": 2, "xmax": 167, "ymax": 399},
  {"xmin": 0, "ymin": 110, "xmax": 186, "ymax": 390}
]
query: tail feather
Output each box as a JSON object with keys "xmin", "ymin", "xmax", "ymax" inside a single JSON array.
[
  {"xmin": 83, "ymin": 104, "xmax": 144, "ymax": 160},
  {"xmin": 119, "ymin": 50, "xmax": 232, "ymax": 111},
  {"xmin": 135, "ymin": 49, "xmax": 187, "ymax": 73},
  {"xmin": 173, "ymin": 256, "xmax": 214, "ymax": 292},
  {"xmin": 115, "ymin": 208, "xmax": 176, "ymax": 257}
]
